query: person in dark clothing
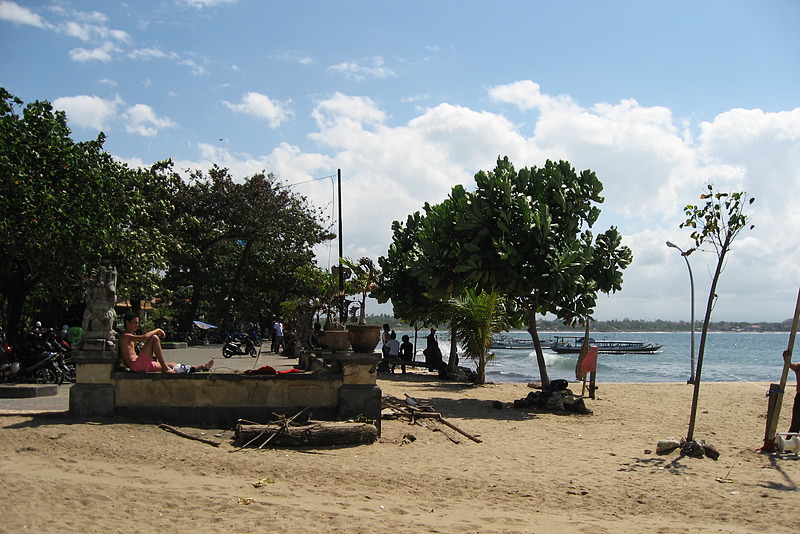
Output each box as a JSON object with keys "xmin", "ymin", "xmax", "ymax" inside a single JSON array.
[
  {"xmin": 398, "ymin": 334, "xmax": 414, "ymax": 374},
  {"xmin": 423, "ymin": 327, "xmax": 446, "ymax": 375},
  {"xmin": 789, "ymin": 359, "xmax": 800, "ymax": 434}
]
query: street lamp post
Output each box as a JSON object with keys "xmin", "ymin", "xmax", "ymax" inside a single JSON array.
[{"xmin": 666, "ymin": 241, "xmax": 696, "ymax": 384}]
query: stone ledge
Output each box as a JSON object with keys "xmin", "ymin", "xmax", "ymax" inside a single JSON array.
[
  {"xmin": 110, "ymin": 371, "xmax": 340, "ymax": 381},
  {"xmin": 0, "ymin": 384, "xmax": 59, "ymax": 398}
]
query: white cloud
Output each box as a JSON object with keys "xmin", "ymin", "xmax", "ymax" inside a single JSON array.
[
  {"xmin": 185, "ymin": 0, "xmax": 237, "ymax": 8},
  {"xmin": 274, "ymin": 50, "xmax": 315, "ymax": 65},
  {"xmin": 69, "ymin": 41, "xmax": 121, "ymax": 62},
  {"xmin": 0, "ymin": 1, "xmax": 46, "ymax": 27},
  {"xmin": 128, "ymin": 47, "xmax": 178, "ymax": 61},
  {"xmin": 223, "ymin": 92, "xmax": 293, "ymax": 128},
  {"xmin": 328, "ymin": 56, "xmax": 395, "ymax": 81},
  {"xmin": 157, "ymin": 83, "xmax": 800, "ymax": 321},
  {"xmin": 123, "ymin": 104, "xmax": 176, "ymax": 137},
  {"xmin": 53, "ymin": 94, "xmax": 122, "ymax": 130},
  {"xmin": 179, "ymin": 57, "xmax": 209, "ymax": 76}
]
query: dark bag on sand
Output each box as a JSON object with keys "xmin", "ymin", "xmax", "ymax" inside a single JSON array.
[{"xmin": 545, "ymin": 379, "xmax": 569, "ymax": 392}]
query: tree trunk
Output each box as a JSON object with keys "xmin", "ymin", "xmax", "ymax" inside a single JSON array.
[
  {"xmin": 477, "ymin": 348, "xmax": 487, "ymax": 384},
  {"xmin": 447, "ymin": 323, "xmax": 459, "ymax": 371},
  {"xmin": 236, "ymin": 421, "xmax": 378, "ymax": 447},
  {"xmin": 525, "ymin": 297, "xmax": 550, "ymax": 387},
  {"xmin": 2, "ymin": 273, "xmax": 35, "ymax": 342},
  {"xmin": 686, "ymin": 240, "xmax": 729, "ymax": 441}
]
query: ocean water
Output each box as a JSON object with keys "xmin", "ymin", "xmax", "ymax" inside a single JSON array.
[{"xmin": 403, "ymin": 331, "xmax": 800, "ymax": 384}]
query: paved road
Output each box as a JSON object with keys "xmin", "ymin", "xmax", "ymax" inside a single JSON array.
[{"xmin": 0, "ymin": 343, "xmax": 298, "ymax": 414}]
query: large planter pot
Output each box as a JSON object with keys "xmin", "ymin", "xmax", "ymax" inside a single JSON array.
[
  {"xmin": 347, "ymin": 324, "xmax": 382, "ymax": 354},
  {"xmin": 318, "ymin": 330, "xmax": 350, "ymax": 352}
]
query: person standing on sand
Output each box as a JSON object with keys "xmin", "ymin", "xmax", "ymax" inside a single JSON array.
[
  {"xmin": 381, "ymin": 323, "xmax": 391, "ymax": 358},
  {"xmin": 385, "ymin": 331, "xmax": 401, "ymax": 373},
  {"xmin": 424, "ymin": 327, "xmax": 445, "ymax": 373},
  {"xmin": 789, "ymin": 359, "xmax": 800, "ymax": 433},
  {"xmin": 119, "ymin": 312, "xmax": 213, "ymax": 373},
  {"xmin": 399, "ymin": 334, "xmax": 414, "ymax": 374}
]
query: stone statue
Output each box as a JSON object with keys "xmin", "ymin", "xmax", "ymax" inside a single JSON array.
[{"xmin": 82, "ymin": 266, "xmax": 117, "ymax": 340}]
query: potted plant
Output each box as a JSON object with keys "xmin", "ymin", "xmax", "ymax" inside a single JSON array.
[
  {"xmin": 315, "ymin": 268, "xmax": 351, "ymax": 352},
  {"xmin": 341, "ymin": 257, "xmax": 383, "ymax": 353}
]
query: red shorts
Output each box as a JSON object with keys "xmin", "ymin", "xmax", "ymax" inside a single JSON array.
[{"xmin": 130, "ymin": 354, "xmax": 159, "ymax": 372}]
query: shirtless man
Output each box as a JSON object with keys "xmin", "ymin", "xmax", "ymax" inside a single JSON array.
[{"xmin": 119, "ymin": 312, "xmax": 213, "ymax": 373}]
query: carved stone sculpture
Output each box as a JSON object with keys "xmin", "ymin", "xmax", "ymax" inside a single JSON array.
[{"xmin": 82, "ymin": 266, "xmax": 117, "ymax": 340}]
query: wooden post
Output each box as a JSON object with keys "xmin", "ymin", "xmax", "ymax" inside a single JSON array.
[{"xmin": 762, "ymin": 286, "xmax": 800, "ymax": 452}]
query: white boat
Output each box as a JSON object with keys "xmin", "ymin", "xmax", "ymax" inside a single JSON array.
[{"xmin": 550, "ymin": 336, "xmax": 662, "ymax": 354}]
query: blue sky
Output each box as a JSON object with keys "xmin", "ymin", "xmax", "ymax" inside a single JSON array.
[{"xmin": 2, "ymin": 0, "xmax": 799, "ymax": 323}]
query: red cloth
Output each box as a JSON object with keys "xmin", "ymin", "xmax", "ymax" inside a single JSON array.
[
  {"xmin": 243, "ymin": 366, "xmax": 303, "ymax": 375},
  {"xmin": 244, "ymin": 365, "xmax": 276, "ymax": 375},
  {"xmin": 581, "ymin": 346, "xmax": 599, "ymax": 374}
]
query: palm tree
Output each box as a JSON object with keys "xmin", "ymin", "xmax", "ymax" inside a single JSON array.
[{"xmin": 448, "ymin": 289, "xmax": 509, "ymax": 384}]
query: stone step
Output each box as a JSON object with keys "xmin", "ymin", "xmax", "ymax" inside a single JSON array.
[{"xmin": 0, "ymin": 384, "xmax": 59, "ymax": 398}]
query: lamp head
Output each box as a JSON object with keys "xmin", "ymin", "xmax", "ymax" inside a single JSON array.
[{"xmin": 666, "ymin": 241, "xmax": 678, "ymax": 249}]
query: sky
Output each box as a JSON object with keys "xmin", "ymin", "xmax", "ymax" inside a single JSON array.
[{"xmin": 2, "ymin": 0, "xmax": 799, "ymax": 323}]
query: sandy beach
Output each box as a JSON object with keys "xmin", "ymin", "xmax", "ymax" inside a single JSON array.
[{"xmin": 1, "ymin": 359, "xmax": 798, "ymax": 533}]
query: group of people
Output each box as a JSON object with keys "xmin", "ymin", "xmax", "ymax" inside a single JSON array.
[
  {"xmin": 381, "ymin": 324, "xmax": 413, "ymax": 373},
  {"xmin": 379, "ymin": 324, "xmax": 447, "ymax": 377}
]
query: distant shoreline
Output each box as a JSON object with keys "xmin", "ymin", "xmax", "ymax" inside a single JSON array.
[{"xmin": 369, "ymin": 315, "xmax": 796, "ymax": 333}]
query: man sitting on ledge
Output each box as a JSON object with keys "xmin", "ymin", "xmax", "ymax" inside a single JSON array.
[{"xmin": 120, "ymin": 312, "xmax": 214, "ymax": 373}]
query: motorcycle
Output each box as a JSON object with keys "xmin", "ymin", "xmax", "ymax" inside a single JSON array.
[
  {"xmin": 221, "ymin": 332, "xmax": 258, "ymax": 358},
  {"xmin": 0, "ymin": 326, "xmax": 67, "ymax": 385}
]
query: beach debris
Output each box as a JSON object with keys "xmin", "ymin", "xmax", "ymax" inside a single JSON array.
[
  {"xmin": 402, "ymin": 433, "xmax": 416, "ymax": 444},
  {"xmin": 492, "ymin": 400, "xmax": 503, "ymax": 409},
  {"xmin": 252, "ymin": 477, "xmax": 275, "ymax": 487},
  {"xmin": 656, "ymin": 437, "xmax": 681, "ymax": 455},
  {"xmin": 237, "ymin": 497, "xmax": 255, "ymax": 505},
  {"xmin": 512, "ymin": 383, "xmax": 592, "ymax": 415},
  {"xmin": 382, "ymin": 394, "xmax": 482, "ymax": 443},
  {"xmin": 657, "ymin": 437, "xmax": 719, "ymax": 459},
  {"xmin": 702, "ymin": 441, "xmax": 720, "ymax": 460},
  {"xmin": 159, "ymin": 424, "xmax": 221, "ymax": 447},
  {"xmin": 236, "ymin": 420, "xmax": 378, "ymax": 448}
]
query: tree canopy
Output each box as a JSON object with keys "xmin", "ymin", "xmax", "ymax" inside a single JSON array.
[
  {"xmin": 0, "ymin": 88, "xmax": 168, "ymax": 333},
  {"xmin": 377, "ymin": 156, "xmax": 633, "ymax": 385},
  {"xmin": 0, "ymin": 89, "xmax": 333, "ymax": 335}
]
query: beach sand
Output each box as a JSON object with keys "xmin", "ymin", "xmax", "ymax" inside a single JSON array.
[{"xmin": 1, "ymin": 375, "xmax": 797, "ymax": 533}]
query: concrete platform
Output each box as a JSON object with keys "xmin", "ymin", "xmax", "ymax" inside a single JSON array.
[
  {"xmin": 0, "ymin": 344, "xmax": 297, "ymax": 414},
  {"xmin": 0, "ymin": 383, "xmax": 59, "ymax": 398}
]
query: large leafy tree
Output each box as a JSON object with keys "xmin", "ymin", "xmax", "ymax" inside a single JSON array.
[
  {"xmin": 374, "ymin": 213, "xmax": 446, "ymax": 326},
  {"xmin": 0, "ymin": 88, "xmax": 167, "ymax": 334},
  {"xmin": 159, "ymin": 164, "xmax": 333, "ymax": 331},
  {"xmin": 380, "ymin": 157, "xmax": 632, "ymax": 386}
]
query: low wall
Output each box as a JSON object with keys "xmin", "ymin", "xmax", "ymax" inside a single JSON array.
[
  {"xmin": 110, "ymin": 371, "xmax": 343, "ymax": 426},
  {"xmin": 69, "ymin": 348, "xmax": 382, "ymax": 430}
]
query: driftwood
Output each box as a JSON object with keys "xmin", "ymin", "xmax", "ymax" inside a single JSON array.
[
  {"xmin": 382, "ymin": 395, "xmax": 482, "ymax": 443},
  {"xmin": 159, "ymin": 424, "xmax": 221, "ymax": 447},
  {"xmin": 236, "ymin": 421, "xmax": 378, "ymax": 447}
]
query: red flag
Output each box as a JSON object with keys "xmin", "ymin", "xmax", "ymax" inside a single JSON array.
[{"xmin": 581, "ymin": 346, "xmax": 599, "ymax": 375}]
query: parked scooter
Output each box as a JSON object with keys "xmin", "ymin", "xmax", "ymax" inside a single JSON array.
[
  {"xmin": 221, "ymin": 332, "xmax": 258, "ymax": 358},
  {"xmin": 0, "ymin": 325, "xmax": 68, "ymax": 385}
]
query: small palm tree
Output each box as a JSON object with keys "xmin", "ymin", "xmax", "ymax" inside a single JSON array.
[
  {"xmin": 340, "ymin": 256, "xmax": 380, "ymax": 325},
  {"xmin": 449, "ymin": 288, "xmax": 509, "ymax": 384}
]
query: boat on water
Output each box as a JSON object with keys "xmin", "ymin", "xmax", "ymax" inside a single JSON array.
[
  {"xmin": 489, "ymin": 334, "xmax": 553, "ymax": 350},
  {"xmin": 550, "ymin": 335, "xmax": 662, "ymax": 354}
]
